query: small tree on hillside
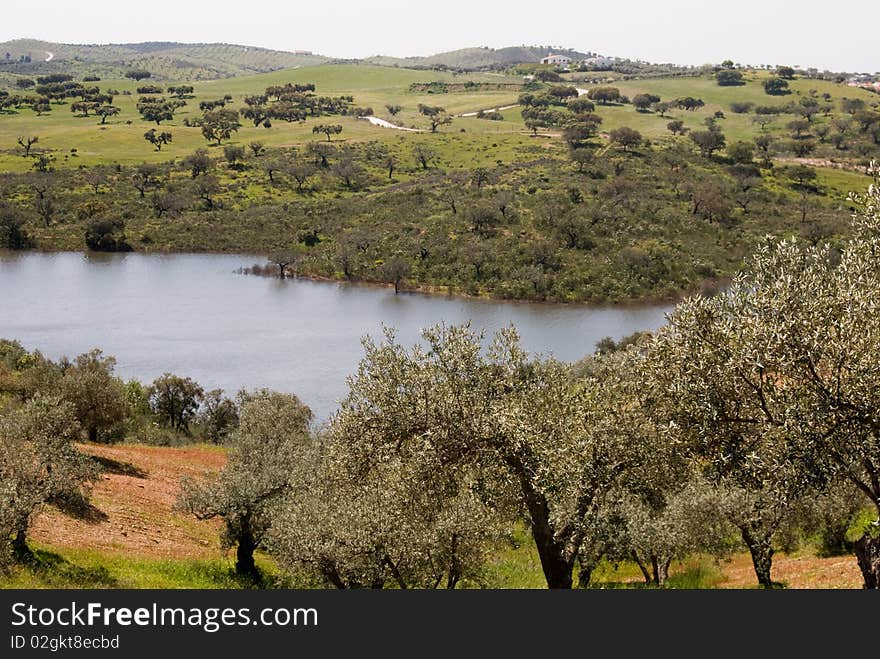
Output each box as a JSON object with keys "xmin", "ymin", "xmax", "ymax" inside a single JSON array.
[
  {"xmin": 716, "ymin": 69, "xmax": 745, "ymax": 86},
  {"xmin": 418, "ymin": 104, "xmax": 452, "ymax": 132},
  {"xmin": 58, "ymin": 349, "xmax": 127, "ymax": 442},
  {"xmin": 763, "ymin": 77, "xmax": 790, "ymax": 96},
  {"xmin": 690, "ymin": 127, "xmax": 727, "ymax": 157},
  {"xmin": 95, "ymin": 105, "xmax": 120, "ymax": 124},
  {"xmin": 144, "ymin": 128, "xmax": 172, "ymax": 151},
  {"xmin": 312, "ymin": 124, "xmax": 343, "ymax": 142},
  {"xmin": 609, "ymin": 127, "xmax": 642, "ymax": 152},
  {"xmin": 17, "ymin": 136, "xmax": 38, "ymax": 158},
  {"xmin": 178, "ymin": 391, "xmax": 312, "ymax": 581},
  {"xmin": 587, "ymin": 86, "xmax": 621, "ymax": 105},
  {"xmin": 148, "ymin": 374, "xmax": 204, "ymax": 433},
  {"xmin": 200, "ymin": 109, "xmax": 241, "ymax": 145}
]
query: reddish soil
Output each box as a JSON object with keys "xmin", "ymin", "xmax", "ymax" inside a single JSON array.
[
  {"xmin": 716, "ymin": 553, "xmax": 863, "ymax": 589},
  {"xmin": 30, "ymin": 443, "xmax": 227, "ymax": 560}
]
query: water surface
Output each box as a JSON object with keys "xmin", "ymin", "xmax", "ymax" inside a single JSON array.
[{"xmin": 0, "ymin": 251, "xmax": 674, "ymax": 420}]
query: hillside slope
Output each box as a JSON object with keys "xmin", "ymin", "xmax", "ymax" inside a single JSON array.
[
  {"xmin": 30, "ymin": 443, "xmax": 226, "ymax": 559},
  {"xmin": 364, "ymin": 45, "xmax": 593, "ymax": 70},
  {"xmin": 0, "ymin": 39, "xmax": 329, "ymax": 80}
]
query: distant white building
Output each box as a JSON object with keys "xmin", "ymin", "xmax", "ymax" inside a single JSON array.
[{"xmin": 541, "ymin": 53, "xmax": 572, "ymax": 66}]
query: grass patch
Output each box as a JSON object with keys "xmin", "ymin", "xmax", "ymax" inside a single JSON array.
[{"xmin": 0, "ymin": 544, "xmax": 278, "ymax": 589}]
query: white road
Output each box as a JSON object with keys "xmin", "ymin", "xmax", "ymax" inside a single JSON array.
[
  {"xmin": 45, "ymin": 51, "xmax": 54, "ymax": 62},
  {"xmin": 458, "ymin": 104, "xmax": 518, "ymax": 118},
  {"xmin": 359, "ymin": 116, "xmax": 423, "ymax": 132}
]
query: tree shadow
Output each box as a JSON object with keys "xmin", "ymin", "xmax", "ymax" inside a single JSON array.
[
  {"xmin": 91, "ymin": 454, "xmax": 148, "ymax": 479},
  {"xmin": 24, "ymin": 548, "xmax": 119, "ymax": 588},
  {"xmin": 49, "ymin": 492, "xmax": 109, "ymax": 524}
]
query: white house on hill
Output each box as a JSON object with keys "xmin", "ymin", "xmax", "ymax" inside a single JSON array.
[{"xmin": 541, "ymin": 53, "xmax": 572, "ymax": 66}]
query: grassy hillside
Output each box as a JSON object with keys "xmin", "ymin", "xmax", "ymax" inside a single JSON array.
[
  {"xmin": 0, "ymin": 64, "xmax": 877, "ymax": 303},
  {"xmin": 0, "ymin": 39, "xmax": 329, "ymax": 81},
  {"xmin": 1, "ymin": 65, "xmax": 875, "ymax": 170},
  {"xmin": 365, "ymin": 45, "xmax": 591, "ymax": 70},
  {"xmin": 0, "ymin": 64, "xmax": 526, "ymax": 168},
  {"xmin": 581, "ymin": 71, "xmax": 880, "ymax": 143}
]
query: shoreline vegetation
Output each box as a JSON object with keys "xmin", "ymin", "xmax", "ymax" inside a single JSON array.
[{"xmin": 232, "ymin": 257, "xmax": 708, "ymax": 307}]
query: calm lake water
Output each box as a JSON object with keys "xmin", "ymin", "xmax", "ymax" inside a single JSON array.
[{"xmin": 0, "ymin": 251, "xmax": 674, "ymax": 421}]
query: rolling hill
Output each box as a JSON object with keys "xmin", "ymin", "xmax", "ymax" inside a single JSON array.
[
  {"xmin": 0, "ymin": 40, "xmax": 597, "ymax": 80},
  {"xmin": 364, "ymin": 45, "xmax": 594, "ymax": 70},
  {"xmin": 0, "ymin": 39, "xmax": 331, "ymax": 80}
]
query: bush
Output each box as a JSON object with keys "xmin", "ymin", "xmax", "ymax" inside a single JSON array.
[{"xmin": 84, "ymin": 219, "xmax": 132, "ymax": 252}]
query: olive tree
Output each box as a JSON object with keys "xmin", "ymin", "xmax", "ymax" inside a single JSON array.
[
  {"xmin": 0, "ymin": 395, "xmax": 97, "ymax": 564},
  {"xmin": 269, "ymin": 434, "xmax": 504, "ymax": 589},
  {"xmin": 648, "ymin": 277, "xmax": 815, "ymax": 587},
  {"xmin": 178, "ymin": 391, "xmax": 312, "ymax": 580},
  {"xmin": 301, "ymin": 324, "xmax": 653, "ymax": 589},
  {"xmin": 612, "ymin": 477, "xmax": 737, "ymax": 586},
  {"xmin": 648, "ymin": 169, "xmax": 880, "ymax": 588},
  {"xmin": 574, "ymin": 347, "xmax": 735, "ymax": 587},
  {"xmin": 768, "ymin": 171, "xmax": 880, "ymax": 588}
]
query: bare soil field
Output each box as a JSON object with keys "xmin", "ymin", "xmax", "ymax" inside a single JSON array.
[{"xmin": 30, "ymin": 443, "xmax": 226, "ymax": 560}]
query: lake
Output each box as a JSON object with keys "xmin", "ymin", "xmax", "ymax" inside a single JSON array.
[{"xmin": 0, "ymin": 251, "xmax": 675, "ymax": 421}]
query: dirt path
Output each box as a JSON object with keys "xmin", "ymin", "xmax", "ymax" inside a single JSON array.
[
  {"xmin": 359, "ymin": 116, "xmax": 423, "ymax": 132},
  {"xmin": 44, "ymin": 51, "xmax": 54, "ymax": 62},
  {"xmin": 459, "ymin": 104, "xmax": 518, "ymax": 118},
  {"xmin": 775, "ymin": 156, "xmax": 870, "ymax": 175}
]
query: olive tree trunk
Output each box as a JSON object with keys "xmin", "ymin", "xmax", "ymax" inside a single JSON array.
[
  {"xmin": 741, "ymin": 528, "xmax": 775, "ymax": 588},
  {"xmin": 853, "ymin": 532, "xmax": 880, "ymax": 589}
]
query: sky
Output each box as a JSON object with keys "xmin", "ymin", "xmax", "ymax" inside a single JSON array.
[{"xmin": 2, "ymin": 0, "xmax": 877, "ymax": 73}]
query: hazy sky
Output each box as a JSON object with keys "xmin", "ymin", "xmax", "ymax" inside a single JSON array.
[{"xmin": 2, "ymin": 0, "xmax": 877, "ymax": 72}]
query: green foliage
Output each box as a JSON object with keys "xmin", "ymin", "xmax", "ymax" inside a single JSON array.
[
  {"xmin": 716, "ymin": 69, "xmax": 745, "ymax": 86},
  {"xmin": 587, "ymin": 86, "xmax": 622, "ymax": 105},
  {"xmin": 200, "ymin": 109, "xmax": 241, "ymax": 145},
  {"xmin": 763, "ymin": 77, "xmax": 790, "ymax": 96},
  {"xmin": 147, "ymin": 373, "xmax": 204, "ymax": 433},
  {"xmin": 57, "ymin": 349, "xmax": 128, "ymax": 441},
  {"xmin": 0, "ymin": 395, "xmax": 98, "ymax": 565},
  {"xmin": 178, "ymin": 391, "xmax": 311, "ymax": 580},
  {"xmin": 648, "ymin": 172, "xmax": 880, "ymax": 588}
]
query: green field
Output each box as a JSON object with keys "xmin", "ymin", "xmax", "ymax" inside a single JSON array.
[
  {"xmin": 0, "ymin": 64, "xmax": 527, "ymax": 169},
  {"xmin": 2, "ymin": 65, "xmax": 876, "ymax": 170},
  {"xmin": 594, "ymin": 72, "xmax": 879, "ymax": 143}
]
